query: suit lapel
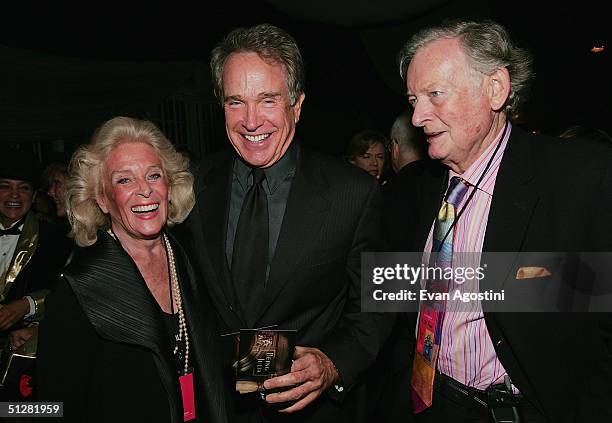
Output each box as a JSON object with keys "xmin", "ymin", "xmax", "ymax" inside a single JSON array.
[
  {"xmin": 168, "ymin": 231, "xmax": 228, "ymax": 423},
  {"xmin": 414, "ymin": 163, "xmax": 447, "ymax": 251},
  {"xmin": 480, "ymin": 128, "xmax": 544, "ymax": 413},
  {"xmin": 254, "ymin": 148, "xmax": 330, "ymax": 324},
  {"xmin": 0, "ymin": 213, "xmax": 39, "ymax": 301},
  {"xmin": 190, "ymin": 154, "xmax": 247, "ymax": 328},
  {"xmin": 483, "ymin": 127, "xmax": 538, "ymax": 293},
  {"xmin": 64, "ymin": 232, "xmax": 170, "ymax": 354}
]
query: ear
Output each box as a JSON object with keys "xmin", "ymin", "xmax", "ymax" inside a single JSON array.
[
  {"xmin": 487, "ymin": 67, "xmax": 511, "ymax": 111},
  {"xmin": 390, "ymin": 142, "xmax": 401, "ymax": 172},
  {"xmin": 96, "ymin": 194, "xmax": 109, "ymax": 214},
  {"xmin": 292, "ymin": 92, "xmax": 306, "ymax": 123},
  {"xmin": 391, "ymin": 141, "xmax": 400, "ymax": 160}
]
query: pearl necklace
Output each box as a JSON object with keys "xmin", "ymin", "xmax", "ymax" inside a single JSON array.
[{"xmin": 163, "ymin": 233, "xmax": 190, "ymax": 375}]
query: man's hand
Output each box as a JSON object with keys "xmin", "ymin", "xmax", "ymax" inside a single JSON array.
[
  {"xmin": 0, "ymin": 298, "xmax": 29, "ymax": 330},
  {"xmin": 263, "ymin": 346, "xmax": 339, "ymax": 413},
  {"xmin": 9, "ymin": 326, "xmax": 37, "ymax": 350}
]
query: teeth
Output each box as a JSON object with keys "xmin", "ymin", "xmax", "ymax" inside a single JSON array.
[
  {"xmin": 131, "ymin": 204, "xmax": 159, "ymax": 213},
  {"xmin": 6, "ymin": 202, "xmax": 21, "ymax": 207},
  {"xmin": 244, "ymin": 133, "xmax": 270, "ymax": 142}
]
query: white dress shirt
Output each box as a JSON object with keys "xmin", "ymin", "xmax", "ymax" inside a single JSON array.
[{"xmin": 0, "ymin": 222, "xmax": 23, "ymax": 279}]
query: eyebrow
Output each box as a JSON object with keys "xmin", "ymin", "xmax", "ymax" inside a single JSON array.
[
  {"xmin": 0, "ymin": 180, "xmax": 32, "ymax": 187},
  {"xmin": 259, "ymin": 92, "xmax": 281, "ymax": 99},
  {"xmin": 224, "ymin": 92, "xmax": 282, "ymax": 102},
  {"xmin": 109, "ymin": 165, "xmax": 162, "ymax": 177}
]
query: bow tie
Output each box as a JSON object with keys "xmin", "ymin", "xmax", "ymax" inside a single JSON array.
[{"xmin": 0, "ymin": 225, "xmax": 21, "ymax": 236}]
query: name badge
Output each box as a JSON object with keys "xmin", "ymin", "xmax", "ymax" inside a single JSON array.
[{"xmin": 179, "ymin": 370, "xmax": 196, "ymax": 421}]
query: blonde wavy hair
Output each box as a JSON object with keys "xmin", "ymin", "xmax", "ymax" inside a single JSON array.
[{"xmin": 66, "ymin": 116, "xmax": 195, "ymax": 247}]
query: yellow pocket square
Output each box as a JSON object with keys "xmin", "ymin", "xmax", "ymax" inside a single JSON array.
[{"xmin": 516, "ymin": 266, "xmax": 552, "ymax": 279}]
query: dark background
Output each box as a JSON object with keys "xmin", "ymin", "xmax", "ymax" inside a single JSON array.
[{"xmin": 1, "ymin": 0, "xmax": 609, "ymax": 159}]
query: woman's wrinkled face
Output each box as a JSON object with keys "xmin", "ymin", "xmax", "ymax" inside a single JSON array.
[
  {"xmin": 97, "ymin": 141, "xmax": 169, "ymax": 241},
  {"xmin": 350, "ymin": 142, "xmax": 386, "ymax": 179}
]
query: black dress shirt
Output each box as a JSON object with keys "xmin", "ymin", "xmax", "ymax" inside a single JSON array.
[{"xmin": 226, "ymin": 142, "xmax": 298, "ymax": 280}]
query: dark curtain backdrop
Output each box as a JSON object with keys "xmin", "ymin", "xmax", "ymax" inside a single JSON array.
[
  {"xmin": 0, "ymin": 45, "xmax": 199, "ymax": 144},
  {"xmin": 1, "ymin": 0, "xmax": 609, "ymax": 152}
]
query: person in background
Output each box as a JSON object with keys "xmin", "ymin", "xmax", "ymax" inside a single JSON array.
[
  {"xmin": 344, "ymin": 129, "xmax": 388, "ymax": 181},
  {"xmin": 43, "ymin": 162, "xmax": 69, "ymax": 219},
  {"xmin": 37, "ymin": 117, "xmax": 228, "ymax": 423},
  {"xmin": 41, "ymin": 161, "xmax": 70, "ymax": 235},
  {"xmin": 383, "ymin": 19, "xmax": 612, "ymax": 422},
  {"xmin": 0, "ymin": 148, "xmax": 71, "ymax": 400},
  {"xmin": 388, "ymin": 109, "xmax": 426, "ymax": 176}
]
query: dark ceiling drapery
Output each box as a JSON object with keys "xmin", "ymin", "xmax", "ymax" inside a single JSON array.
[
  {"xmin": 264, "ymin": 0, "xmax": 450, "ymax": 27},
  {"xmin": 0, "ymin": 45, "xmax": 200, "ymax": 144}
]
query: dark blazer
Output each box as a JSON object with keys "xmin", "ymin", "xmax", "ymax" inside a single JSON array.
[
  {"xmin": 176, "ymin": 146, "xmax": 394, "ymax": 422},
  {"xmin": 381, "ymin": 126, "xmax": 612, "ymax": 422},
  {"xmin": 37, "ymin": 231, "xmax": 228, "ymax": 423},
  {"xmin": 1, "ymin": 215, "xmax": 71, "ymax": 305}
]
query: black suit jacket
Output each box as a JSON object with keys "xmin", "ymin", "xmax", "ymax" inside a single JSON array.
[
  {"xmin": 1, "ymin": 214, "xmax": 71, "ymax": 336},
  {"xmin": 177, "ymin": 146, "xmax": 394, "ymax": 422},
  {"xmin": 1, "ymin": 215, "xmax": 71, "ymax": 303},
  {"xmin": 37, "ymin": 231, "xmax": 228, "ymax": 423},
  {"xmin": 381, "ymin": 126, "xmax": 612, "ymax": 422}
]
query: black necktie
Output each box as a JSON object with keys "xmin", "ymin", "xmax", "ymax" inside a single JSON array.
[
  {"xmin": 0, "ymin": 225, "xmax": 22, "ymax": 236},
  {"xmin": 231, "ymin": 168, "xmax": 269, "ymax": 325}
]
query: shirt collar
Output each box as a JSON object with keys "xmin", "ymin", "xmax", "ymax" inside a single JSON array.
[
  {"xmin": 234, "ymin": 141, "xmax": 298, "ymax": 193},
  {"xmin": 0, "ymin": 217, "xmax": 26, "ymax": 231}
]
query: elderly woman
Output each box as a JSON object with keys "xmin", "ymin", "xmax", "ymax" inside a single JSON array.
[
  {"xmin": 344, "ymin": 129, "xmax": 388, "ymax": 180},
  {"xmin": 37, "ymin": 117, "xmax": 227, "ymax": 423}
]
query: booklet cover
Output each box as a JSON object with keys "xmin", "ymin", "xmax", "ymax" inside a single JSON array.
[{"xmin": 234, "ymin": 329, "xmax": 296, "ymax": 394}]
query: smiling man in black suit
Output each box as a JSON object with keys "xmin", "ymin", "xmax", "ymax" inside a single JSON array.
[{"xmin": 178, "ymin": 23, "xmax": 393, "ymax": 422}]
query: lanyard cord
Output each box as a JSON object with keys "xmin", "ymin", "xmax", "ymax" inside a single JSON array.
[{"xmin": 435, "ymin": 120, "xmax": 509, "ymax": 252}]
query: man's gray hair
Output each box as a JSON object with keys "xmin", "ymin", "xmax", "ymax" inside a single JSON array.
[
  {"xmin": 210, "ymin": 23, "xmax": 305, "ymax": 106},
  {"xmin": 398, "ymin": 19, "xmax": 533, "ymax": 114}
]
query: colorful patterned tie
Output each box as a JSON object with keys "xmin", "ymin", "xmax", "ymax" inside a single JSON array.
[{"xmin": 411, "ymin": 176, "xmax": 470, "ymax": 413}]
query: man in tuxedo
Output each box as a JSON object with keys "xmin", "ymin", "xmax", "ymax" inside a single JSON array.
[
  {"xmin": 0, "ymin": 148, "xmax": 71, "ymax": 399},
  {"xmin": 179, "ymin": 23, "xmax": 393, "ymax": 422},
  {"xmin": 382, "ymin": 20, "xmax": 612, "ymax": 422}
]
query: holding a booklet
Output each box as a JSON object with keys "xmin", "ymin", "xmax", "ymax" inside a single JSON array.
[
  {"xmin": 233, "ymin": 329, "xmax": 296, "ymax": 396},
  {"xmin": 176, "ymin": 22, "xmax": 394, "ymax": 423}
]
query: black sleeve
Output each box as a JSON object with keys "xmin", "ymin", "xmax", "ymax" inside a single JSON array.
[
  {"xmin": 36, "ymin": 277, "xmax": 98, "ymax": 422},
  {"xmin": 319, "ymin": 181, "xmax": 395, "ymax": 391}
]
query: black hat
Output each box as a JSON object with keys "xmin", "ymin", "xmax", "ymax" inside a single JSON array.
[{"xmin": 0, "ymin": 148, "xmax": 40, "ymax": 187}]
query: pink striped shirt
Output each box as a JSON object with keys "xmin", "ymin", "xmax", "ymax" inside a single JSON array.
[{"xmin": 423, "ymin": 121, "xmax": 512, "ymax": 389}]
